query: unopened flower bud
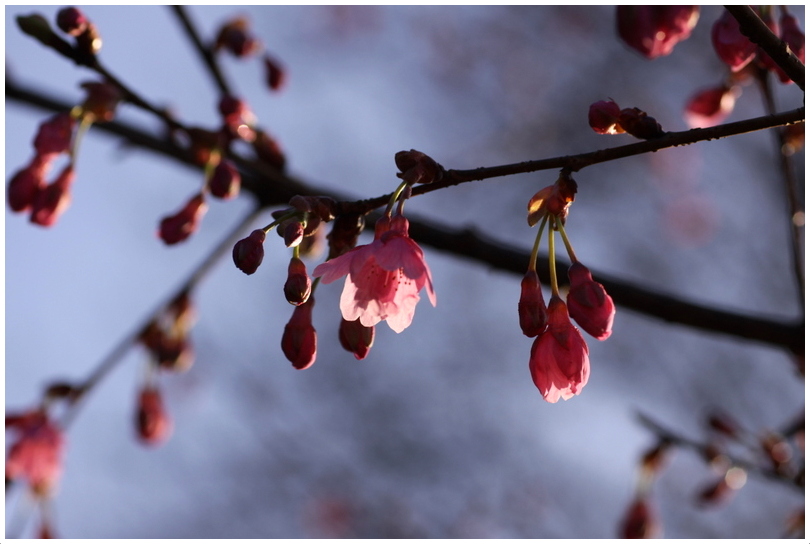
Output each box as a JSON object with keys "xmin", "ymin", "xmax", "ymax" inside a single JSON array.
[
  {"xmin": 8, "ymin": 155, "xmax": 50, "ymax": 213},
  {"xmin": 616, "ymin": 6, "xmax": 699, "ymax": 59},
  {"xmin": 339, "ymin": 318, "xmax": 375, "ymax": 360},
  {"xmin": 518, "ymin": 269, "xmax": 547, "ymax": 337},
  {"xmin": 566, "ymin": 261, "xmax": 615, "ymax": 340},
  {"xmin": 233, "ymin": 229, "xmax": 266, "ymax": 275},
  {"xmin": 328, "ymin": 213, "xmax": 365, "ymax": 259},
  {"xmin": 264, "ymin": 54, "xmax": 286, "ymax": 91},
  {"xmin": 215, "ymin": 17, "xmax": 261, "ymax": 57},
  {"xmin": 16, "ymin": 14, "xmax": 58, "ymax": 47},
  {"xmin": 588, "ymin": 99, "xmax": 625, "ymax": 134},
  {"xmin": 284, "ymin": 221, "xmax": 305, "ymax": 248},
  {"xmin": 289, "ymin": 195, "xmax": 337, "ymax": 223},
  {"xmin": 30, "ymin": 164, "xmax": 75, "ymax": 227},
  {"xmin": 136, "ymin": 386, "xmax": 172, "ymax": 446},
  {"xmin": 284, "ymin": 257, "xmax": 312, "ymax": 306},
  {"xmin": 252, "ymin": 130, "xmax": 286, "ymax": 169},
  {"xmin": 619, "ymin": 498, "xmax": 660, "ymax": 538},
  {"xmin": 281, "ymin": 297, "xmax": 317, "ymax": 370},
  {"xmin": 712, "ymin": 10, "xmax": 757, "ymax": 72},
  {"xmin": 80, "ymin": 81, "xmax": 121, "ymax": 123},
  {"xmin": 56, "ymin": 7, "xmax": 88, "ymax": 36},
  {"xmin": 75, "ymin": 20, "xmax": 102, "ymax": 56},
  {"xmin": 208, "ymin": 160, "xmax": 241, "ymax": 199},
  {"xmin": 33, "ymin": 113, "xmax": 75, "ymax": 159},
  {"xmin": 395, "ymin": 149, "xmax": 443, "ymax": 185},
  {"xmin": 158, "ymin": 193, "xmax": 207, "ymax": 245},
  {"xmin": 684, "ymin": 84, "xmax": 737, "ymax": 128},
  {"xmin": 618, "ymin": 107, "xmax": 664, "ymax": 139}
]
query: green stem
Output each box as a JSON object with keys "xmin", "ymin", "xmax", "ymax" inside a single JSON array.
[
  {"xmin": 385, "ymin": 179, "xmax": 410, "ymax": 216},
  {"xmin": 556, "ymin": 216, "xmax": 578, "ymax": 263},
  {"xmin": 262, "ymin": 209, "xmax": 300, "ymax": 234},
  {"xmin": 528, "ymin": 214, "xmax": 549, "ymax": 272},
  {"xmin": 548, "ymin": 223, "xmax": 558, "ymax": 297},
  {"xmin": 70, "ymin": 110, "xmax": 94, "ymax": 164}
]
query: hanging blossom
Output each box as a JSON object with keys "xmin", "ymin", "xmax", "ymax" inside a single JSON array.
[
  {"xmin": 5, "ymin": 409, "xmax": 65, "ymax": 496},
  {"xmin": 312, "ymin": 214, "xmax": 436, "ymax": 333}
]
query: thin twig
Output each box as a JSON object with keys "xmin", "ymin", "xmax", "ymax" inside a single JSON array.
[
  {"xmin": 170, "ymin": 5, "xmax": 232, "ymax": 97},
  {"xmin": 59, "ymin": 204, "xmax": 265, "ymax": 429},
  {"xmin": 754, "ymin": 69, "xmax": 805, "ymax": 304},
  {"xmin": 6, "ymin": 80, "xmax": 804, "ymax": 355},
  {"xmin": 724, "ymin": 5, "xmax": 805, "ymax": 91}
]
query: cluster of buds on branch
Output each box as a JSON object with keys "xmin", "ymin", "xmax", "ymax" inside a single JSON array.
[
  {"xmin": 213, "ymin": 16, "xmax": 286, "ymax": 92},
  {"xmin": 520, "ymin": 171, "xmax": 615, "ymax": 403}
]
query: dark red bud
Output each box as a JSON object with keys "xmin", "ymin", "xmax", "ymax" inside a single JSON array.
[
  {"xmin": 56, "ymin": 7, "xmax": 88, "ymax": 36},
  {"xmin": 158, "ymin": 193, "xmax": 207, "ymax": 245},
  {"xmin": 339, "ymin": 318, "xmax": 375, "ymax": 360},
  {"xmin": 618, "ymin": 107, "xmax": 665, "ymax": 139},
  {"xmin": 208, "ymin": 160, "xmax": 241, "ymax": 199},
  {"xmin": 281, "ymin": 297, "xmax": 317, "ymax": 370},
  {"xmin": 588, "ymin": 100, "xmax": 625, "ymax": 134},
  {"xmin": 136, "ymin": 387, "xmax": 172, "ymax": 446},
  {"xmin": 253, "ymin": 130, "xmax": 286, "ymax": 169},
  {"xmin": 232, "ymin": 229, "xmax": 266, "ymax": 275},
  {"xmin": 284, "ymin": 257, "xmax": 312, "ymax": 306},
  {"xmin": 264, "ymin": 54, "xmax": 286, "ymax": 91},
  {"xmin": 518, "ymin": 269, "xmax": 547, "ymax": 337},
  {"xmin": 395, "ymin": 149, "xmax": 443, "ymax": 185}
]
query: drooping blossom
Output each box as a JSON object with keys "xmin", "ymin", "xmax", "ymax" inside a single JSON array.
[
  {"xmin": 136, "ymin": 386, "xmax": 172, "ymax": 446},
  {"xmin": 208, "ymin": 160, "xmax": 241, "ymax": 200},
  {"xmin": 33, "ymin": 113, "xmax": 75, "ymax": 159},
  {"xmin": 588, "ymin": 99, "xmax": 625, "ymax": 135},
  {"xmin": 339, "ymin": 318, "xmax": 375, "ymax": 360},
  {"xmin": 233, "ymin": 229, "xmax": 266, "ymax": 274},
  {"xmin": 711, "ymin": 10, "xmax": 757, "ymax": 72},
  {"xmin": 30, "ymin": 164, "xmax": 75, "ymax": 227},
  {"xmin": 6, "ymin": 410, "xmax": 65, "ymax": 495},
  {"xmin": 518, "ymin": 269, "xmax": 547, "ymax": 337},
  {"xmin": 158, "ymin": 193, "xmax": 207, "ymax": 245},
  {"xmin": 529, "ymin": 295, "xmax": 590, "ymax": 403},
  {"xmin": 619, "ymin": 497, "xmax": 661, "ymax": 538},
  {"xmin": 8, "ymin": 155, "xmax": 51, "ymax": 212},
  {"xmin": 284, "ymin": 257, "xmax": 312, "ymax": 306},
  {"xmin": 312, "ymin": 214, "xmax": 436, "ymax": 333},
  {"xmin": 617, "ymin": 6, "xmax": 699, "ymax": 59},
  {"xmin": 566, "ymin": 261, "xmax": 615, "ymax": 340},
  {"xmin": 684, "ymin": 84, "xmax": 737, "ymax": 128},
  {"xmin": 281, "ymin": 296, "xmax": 317, "ymax": 369}
]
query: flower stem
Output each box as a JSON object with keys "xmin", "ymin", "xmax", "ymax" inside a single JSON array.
[
  {"xmin": 528, "ymin": 214, "xmax": 549, "ymax": 272},
  {"xmin": 262, "ymin": 209, "xmax": 300, "ymax": 234},
  {"xmin": 70, "ymin": 111, "xmax": 94, "ymax": 164},
  {"xmin": 556, "ymin": 216, "xmax": 578, "ymax": 263},
  {"xmin": 548, "ymin": 222, "xmax": 559, "ymax": 297},
  {"xmin": 385, "ymin": 179, "xmax": 410, "ymax": 216}
]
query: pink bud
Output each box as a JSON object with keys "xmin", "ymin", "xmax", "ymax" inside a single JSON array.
[
  {"xmin": 158, "ymin": 193, "xmax": 207, "ymax": 245},
  {"xmin": 566, "ymin": 261, "xmax": 615, "ymax": 341},
  {"xmin": 208, "ymin": 160, "xmax": 241, "ymax": 199},
  {"xmin": 136, "ymin": 387, "xmax": 172, "ymax": 446},
  {"xmin": 30, "ymin": 164, "xmax": 75, "ymax": 227},
  {"xmin": 588, "ymin": 100, "xmax": 625, "ymax": 135},
  {"xmin": 529, "ymin": 296, "xmax": 590, "ymax": 403},
  {"xmin": 764, "ymin": 13, "xmax": 805, "ymax": 84},
  {"xmin": 684, "ymin": 85, "xmax": 737, "ymax": 128},
  {"xmin": 284, "ymin": 220, "xmax": 305, "ymax": 248},
  {"xmin": 281, "ymin": 297, "xmax": 317, "ymax": 370},
  {"xmin": 5, "ymin": 409, "xmax": 65, "ymax": 496},
  {"xmin": 264, "ymin": 54, "xmax": 286, "ymax": 91},
  {"xmin": 284, "ymin": 257, "xmax": 312, "ymax": 306},
  {"xmin": 56, "ymin": 7, "xmax": 88, "ymax": 36},
  {"xmin": 617, "ymin": 6, "xmax": 699, "ymax": 59},
  {"xmin": 619, "ymin": 498, "xmax": 660, "ymax": 538},
  {"xmin": 33, "ymin": 113, "xmax": 75, "ymax": 159},
  {"xmin": 7, "ymin": 155, "xmax": 50, "ymax": 212},
  {"xmin": 232, "ymin": 229, "xmax": 266, "ymax": 274},
  {"xmin": 518, "ymin": 269, "xmax": 547, "ymax": 337},
  {"xmin": 712, "ymin": 10, "xmax": 757, "ymax": 72},
  {"xmin": 339, "ymin": 318, "xmax": 375, "ymax": 360}
]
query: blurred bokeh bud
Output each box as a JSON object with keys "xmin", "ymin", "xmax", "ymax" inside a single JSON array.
[{"xmin": 616, "ymin": 6, "xmax": 699, "ymax": 59}]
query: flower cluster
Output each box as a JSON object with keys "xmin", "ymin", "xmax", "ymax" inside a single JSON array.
[
  {"xmin": 5, "ymin": 409, "xmax": 65, "ymax": 496},
  {"xmin": 588, "ymin": 99, "xmax": 664, "ymax": 139},
  {"xmin": 616, "ymin": 6, "xmax": 699, "ymax": 59},
  {"xmin": 520, "ymin": 172, "xmax": 615, "ymax": 403},
  {"xmin": 213, "ymin": 16, "xmax": 287, "ymax": 93}
]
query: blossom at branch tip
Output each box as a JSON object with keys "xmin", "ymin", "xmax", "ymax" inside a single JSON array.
[
  {"xmin": 5, "ymin": 410, "xmax": 65, "ymax": 496},
  {"xmin": 312, "ymin": 214, "xmax": 436, "ymax": 333},
  {"xmin": 566, "ymin": 261, "xmax": 615, "ymax": 340},
  {"xmin": 529, "ymin": 296, "xmax": 590, "ymax": 403}
]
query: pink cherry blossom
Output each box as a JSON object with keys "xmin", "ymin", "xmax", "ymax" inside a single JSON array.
[
  {"xmin": 529, "ymin": 295, "xmax": 590, "ymax": 403},
  {"xmin": 6, "ymin": 410, "xmax": 65, "ymax": 495},
  {"xmin": 312, "ymin": 214, "xmax": 435, "ymax": 333},
  {"xmin": 566, "ymin": 261, "xmax": 615, "ymax": 341}
]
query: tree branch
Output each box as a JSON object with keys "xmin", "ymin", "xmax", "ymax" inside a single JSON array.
[
  {"xmin": 6, "ymin": 79, "xmax": 803, "ymax": 355},
  {"xmin": 169, "ymin": 5, "xmax": 232, "ymax": 97}
]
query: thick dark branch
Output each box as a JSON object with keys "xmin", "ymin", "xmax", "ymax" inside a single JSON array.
[
  {"xmin": 5, "ymin": 80, "xmax": 804, "ymax": 355},
  {"xmin": 725, "ymin": 5, "xmax": 805, "ymax": 91},
  {"xmin": 170, "ymin": 6, "xmax": 232, "ymax": 97}
]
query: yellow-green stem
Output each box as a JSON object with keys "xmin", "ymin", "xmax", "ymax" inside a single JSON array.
[
  {"xmin": 292, "ymin": 245, "xmax": 300, "ymax": 259},
  {"xmin": 548, "ymin": 223, "xmax": 559, "ymax": 297},
  {"xmin": 385, "ymin": 179, "xmax": 410, "ymax": 216},
  {"xmin": 555, "ymin": 216, "xmax": 578, "ymax": 263},
  {"xmin": 70, "ymin": 112, "xmax": 94, "ymax": 164},
  {"xmin": 262, "ymin": 209, "xmax": 300, "ymax": 234},
  {"xmin": 528, "ymin": 214, "xmax": 549, "ymax": 272}
]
